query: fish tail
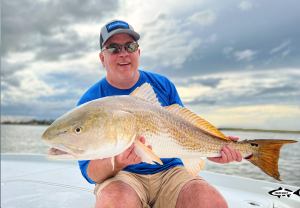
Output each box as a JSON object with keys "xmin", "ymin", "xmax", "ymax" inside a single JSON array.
[{"xmin": 245, "ymin": 139, "xmax": 297, "ymax": 181}]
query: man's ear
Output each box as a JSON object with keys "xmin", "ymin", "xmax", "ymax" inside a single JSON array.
[{"xmin": 99, "ymin": 52, "xmax": 105, "ymax": 67}]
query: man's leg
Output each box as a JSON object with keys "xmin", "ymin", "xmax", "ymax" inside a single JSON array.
[
  {"xmin": 176, "ymin": 180, "xmax": 228, "ymax": 208},
  {"xmin": 95, "ymin": 182, "xmax": 142, "ymax": 208}
]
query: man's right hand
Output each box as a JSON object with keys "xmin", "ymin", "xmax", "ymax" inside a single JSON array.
[
  {"xmin": 87, "ymin": 135, "xmax": 152, "ymax": 183},
  {"xmin": 114, "ymin": 143, "xmax": 141, "ymax": 169},
  {"xmin": 114, "ymin": 135, "xmax": 152, "ymax": 169}
]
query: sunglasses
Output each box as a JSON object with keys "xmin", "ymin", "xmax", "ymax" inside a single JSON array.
[{"xmin": 101, "ymin": 42, "xmax": 139, "ymax": 54}]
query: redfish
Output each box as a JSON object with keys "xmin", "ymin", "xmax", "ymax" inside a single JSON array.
[{"xmin": 42, "ymin": 83, "xmax": 297, "ymax": 181}]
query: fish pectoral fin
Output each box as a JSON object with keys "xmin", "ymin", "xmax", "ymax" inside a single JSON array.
[
  {"xmin": 134, "ymin": 139, "xmax": 163, "ymax": 165},
  {"xmin": 181, "ymin": 158, "xmax": 205, "ymax": 176},
  {"xmin": 141, "ymin": 158, "xmax": 155, "ymax": 165}
]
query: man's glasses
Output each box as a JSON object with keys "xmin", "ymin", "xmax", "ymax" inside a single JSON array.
[{"xmin": 101, "ymin": 42, "xmax": 139, "ymax": 54}]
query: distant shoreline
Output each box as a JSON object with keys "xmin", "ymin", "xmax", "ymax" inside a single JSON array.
[
  {"xmin": 218, "ymin": 128, "xmax": 300, "ymax": 134},
  {"xmin": 1, "ymin": 119, "xmax": 55, "ymax": 126},
  {"xmin": 1, "ymin": 123, "xmax": 50, "ymax": 126}
]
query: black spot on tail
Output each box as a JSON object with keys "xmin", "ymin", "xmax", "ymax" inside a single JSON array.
[{"xmin": 250, "ymin": 143, "xmax": 258, "ymax": 147}]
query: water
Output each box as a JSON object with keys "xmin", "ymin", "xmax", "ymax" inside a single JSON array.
[
  {"xmin": 1, "ymin": 124, "xmax": 300, "ymax": 187},
  {"xmin": 1, "ymin": 125, "xmax": 50, "ymax": 154}
]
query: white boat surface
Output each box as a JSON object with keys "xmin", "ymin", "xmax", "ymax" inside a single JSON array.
[{"xmin": 1, "ymin": 153, "xmax": 299, "ymax": 208}]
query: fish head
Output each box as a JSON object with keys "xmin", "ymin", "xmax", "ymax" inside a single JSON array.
[{"xmin": 42, "ymin": 99, "xmax": 137, "ymax": 160}]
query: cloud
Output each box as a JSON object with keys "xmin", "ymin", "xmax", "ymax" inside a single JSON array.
[
  {"xmin": 189, "ymin": 10, "xmax": 217, "ymax": 26},
  {"xmin": 185, "ymin": 98, "xmax": 216, "ymax": 106},
  {"xmin": 205, "ymin": 33, "xmax": 218, "ymax": 43},
  {"xmin": 238, "ymin": 1, "xmax": 253, "ymax": 11},
  {"xmin": 1, "ymin": 0, "xmax": 119, "ymax": 58},
  {"xmin": 37, "ymin": 91, "xmax": 81, "ymax": 102},
  {"xmin": 206, "ymin": 105, "xmax": 300, "ymax": 131},
  {"xmin": 174, "ymin": 77, "xmax": 222, "ymax": 88},
  {"xmin": 1, "ymin": 98, "xmax": 79, "ymax": 119},
  {"xmin": 223, "ymin": 47, "xmax": 233, "ymax": 55},
  {"xmin": 197, "ymin": 78, "xmax": 222, "ymax": 88},
  {"xmin": 282, "ymin": 50, "xmax": 291, "ymax": 57},
  {"xmin": 1, "ymin": 69, "xmax": 68, "ymax": 107},
  {"xmin": 257, "ymin": 85, "xmax": 298, "ymax": 95},
  {"xmin": 33, "ymin": 30, "xmax": 94, "ymax": 61},
  {"xmin": 1, "ymin": 0, "xmax": 300, "ymax": 131},
  {"xmin": 234, "ymin": 49, "xmax": 257, "ymax": 61},
  {"xmin": 176, "ymin": 69, "xmax": 300, "ymax": 112},
  {"xmin": 1, "ymin": 61, "xmax": 106, "ymax": 119},
  {"xmin": 139, "ymin": 14, "xmax": 202, "ymax": 69},
  {"xmin": 1, "ymin": 61, "xmax": 28, "ymax": 77},
  {"xmin": 245, "ymin": 65, "xmax": 254, "ymax": 70},
  {"xmin": 270, "ymin": 40, "xmax": 290, "ymax": 54},
  {"xmin": 1, "ymin": 75, "xmax": 22, "ymax": 87},
  {"xmin": 143, "ymin": 1, "xmax": 299, "ymax": 79}
]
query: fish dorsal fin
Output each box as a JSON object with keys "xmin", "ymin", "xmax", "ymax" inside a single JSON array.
[
  {"xmin": 164, "ymin": 104, "xmax": 231, "ymax": 141},
  {"xmin": 129, "ymin": 83, "xmax": 161, "ymax": 106},
  {"xmin": 181, "ymin": 158, "xmax": 205, "ymax": 176}
]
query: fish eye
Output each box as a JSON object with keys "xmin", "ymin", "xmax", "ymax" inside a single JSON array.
[{"xmin": 73, "ymin": 126, "xmax": 83, "ymax": 134}]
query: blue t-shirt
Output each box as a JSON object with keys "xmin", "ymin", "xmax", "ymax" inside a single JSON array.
[{"xmin": 78, "ymin": 70, "xmax": 184, "ymax": 184}]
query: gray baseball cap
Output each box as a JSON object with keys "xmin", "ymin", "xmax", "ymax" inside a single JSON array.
[{"xmin": 99, "ymin": 19, "xmax": 140, "ymax": 49}]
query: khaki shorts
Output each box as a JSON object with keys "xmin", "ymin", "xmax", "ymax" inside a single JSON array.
[{"xmin": 94, "ymin": 166, "xmax": 203, "ymax": 208}]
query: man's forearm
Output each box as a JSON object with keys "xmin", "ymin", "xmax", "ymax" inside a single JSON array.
[{"xmin": 87, "ymin": 158, "xmax": 125, "ymax": 183}]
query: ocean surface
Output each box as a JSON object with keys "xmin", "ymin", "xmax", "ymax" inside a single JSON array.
[{"xmin": 1, "ymin": 124, "xmax": 300, "ymax": 187}]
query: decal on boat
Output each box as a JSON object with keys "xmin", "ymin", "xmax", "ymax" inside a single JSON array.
[{"xmin": 268, "ymin": 187, "xmax": 300, "ymax": 198}]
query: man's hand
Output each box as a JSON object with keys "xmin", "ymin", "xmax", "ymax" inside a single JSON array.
[
  {"xmin": 87, "ymin": 135, "xmax": 152, "ymax": 183},
  {"xmin": 114, "ymin": 135, "xmax": 152, "ymax": 169},
  {"xmin": 207, "ymin": 135, "xmax": 243, "ymax": 164}
]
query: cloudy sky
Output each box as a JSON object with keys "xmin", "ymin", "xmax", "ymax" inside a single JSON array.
[{"xmin": 1, "ymin": 0, "xmax": 300, "ymax": 130}]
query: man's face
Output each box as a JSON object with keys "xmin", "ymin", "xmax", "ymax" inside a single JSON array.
[{"xmin": 100, "ymin": 33, "xmax": 140, "ymax": 82}]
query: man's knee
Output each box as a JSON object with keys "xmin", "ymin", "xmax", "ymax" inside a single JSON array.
[
  {"xmin": 176, "ymin": 180, "xmax": 228, "ymax": 208},
  {"xmin": 96, "ymin": 182, "xmax": 142, "ymax": 208}
]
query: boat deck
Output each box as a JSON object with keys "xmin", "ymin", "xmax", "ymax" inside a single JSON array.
[{"xmin": 1, "ymin": 154, "xmax": 299, "ymax": 208}]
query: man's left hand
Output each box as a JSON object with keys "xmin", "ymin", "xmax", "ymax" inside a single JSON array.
[{"xmin": 207, "ymin": 135, "xmax": 243, "ymax": 164}]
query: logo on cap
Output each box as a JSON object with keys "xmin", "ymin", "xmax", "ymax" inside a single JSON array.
[{"xmin": 106, "ymin": 21, "xmax": 129, "ymax": 33}]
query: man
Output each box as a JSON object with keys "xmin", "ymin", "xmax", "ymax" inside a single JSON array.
[{"xmin": 78, "ymin": 19, "xmax": 242, "ymax": 208}]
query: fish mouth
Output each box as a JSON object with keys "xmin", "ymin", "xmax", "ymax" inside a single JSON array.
[
  {"xmin": 46, "ymin": 144, "xmax": 85, "ymax": 160},
  {"xmin": 48, "ymin": 147, "xmax": 71, "ymax": 156}
]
